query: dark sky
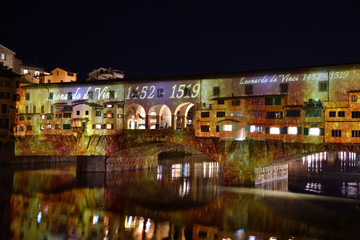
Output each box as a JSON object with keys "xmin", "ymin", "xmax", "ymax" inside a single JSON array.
[{"xmin": 2, "ymin": 0, "xmax": 360, "ymax": 79}]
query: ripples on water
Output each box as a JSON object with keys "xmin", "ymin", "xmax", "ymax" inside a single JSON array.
[{"xmin": 0, "ymin": 152, "xmax": 360, "ymax": 240}]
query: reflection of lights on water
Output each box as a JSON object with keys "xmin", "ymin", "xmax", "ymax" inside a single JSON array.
[
  {"xmin": 37, "ymin": 212, "xmax": 42, "ymax": 224},
  {"xmin": 249, "ymin": 236, "xmax": 256, "ymax": 240},
  {"xmin": 136, "ymin": 217, "xmax": 144, "ymax": 234},
  {"xmin": 93, "ymin": 215, "xmax": 99, "ymax": 224},
  {"xmin": 305, "ymin": 182, "xmax": 322, "ymax": 193},
  {"xmin": 179, "ymin": 179, "xmax": 190, "ymax": 197},
  {"xmin": 145, "ymin": 218, "xmax": 151, "ymax": 233},
  {"xmin": 125, "ymin": 215, "xmax": 136, "ymax": 229},
  {"xmin": 341, "ymin": 181, "xmax": 360, "ymax": 198},
  {"xmin": 269, "ymin": 237, "xmax": 277, "ymax": 240},
  {"xmin": 157, "ymin": 165, "xmax": 162, "ymax": 180}
]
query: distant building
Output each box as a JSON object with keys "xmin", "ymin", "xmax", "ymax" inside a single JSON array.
[
  {"xmin": 87, "ymin": 67, "xmax": 124, "ymax": 81},
  {"xmin": 0, "ymin": 44, "xmax": 16, "ymax": 71},
  {"xmin": 0, "ymin": 65, "xmax": 18, "ymax": 142},
  {"xmin": 39, "ymin": 67, "xmax": 77, "ymax": 83}
]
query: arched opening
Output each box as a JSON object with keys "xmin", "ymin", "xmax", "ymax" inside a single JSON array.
[
  {"xmin": 125, "ymin": 104, "xmax": 146, "ymax": 129},
  {"xmin": 174, "ymin": 103, "xmax": 195, "ymax": 130},
  {"xmin": 148, "ymin": 104, "xmax": 172, "ymax": 129}
]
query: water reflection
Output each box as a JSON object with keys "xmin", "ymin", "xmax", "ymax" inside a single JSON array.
[
  {"xmin": 1, "ymin": 153, "xmax": 360, "ymax": 239},
  {"xmin": 289, "ymin": 151, "xmax": 360, "ymax": 199}
]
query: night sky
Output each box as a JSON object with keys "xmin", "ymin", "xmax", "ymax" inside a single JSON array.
[{"xmin": 2, "ymin": 0, "xmax": 360, "ymax": 79}]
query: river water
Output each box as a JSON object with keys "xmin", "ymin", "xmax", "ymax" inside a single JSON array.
[{"xmin": 0, "ymin": 152, "xmax": 360, "ymax": 240}]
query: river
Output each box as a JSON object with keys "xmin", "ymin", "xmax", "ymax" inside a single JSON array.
[{"xmin": 0, "ymin": 151, "xmax": 359, "ymax": 239}]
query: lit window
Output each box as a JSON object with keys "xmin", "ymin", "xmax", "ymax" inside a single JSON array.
[
  {"xmin": 250, "ymin": 125, "xmax": 256, "ymax": 133},
  {"xmin": 351, "ymin": 95, "xmax": 357, "ymax": 102},
  {"xmin": 0, "ymin": 53, "xmax": 5, "ymax": 60},
  {"xmin": 95, "ymin": 124, "xmax": 102, "ymax": 129},
  {"xmin": 229, "ymin": 112, "xmax": 234, "ymax": 116},
  {"xmin": 223, "ymin": 125, "xmax": 233, "ymax": 131},
  {"xmin": 40, "ymin": 124, "xmax": 44, "ymax": 130},
  {"xmin": 45, "ymin": 124, "xmax": 51, "ymax": 129},
  {"xmin": 288, "ymin": 127, "xmax": 298, "ymax": 135},
  {"xmin": 270, "ymin": 127, "xmax": 280, "ymax": 134},
  {"xmin": 96, "ymin": 111, "xmax": 101, "ymax": 116},
  {"xmin": 41, "ymin": 115, "xmax": 45, "ymax": 119},
  {"xmin": 106, "ymin": 124, "xmax": 113, "ymax": 129},
  {"xmin": 106, "ymin": 113, "xmax": 113, "ymax": 118},
  {"xmin": 23, "ymin": 69, "xmax": 29, "ymax": 74},
  {"xmin": 235, "ymin": 111, "xmax": 241, "ymax": 117},
  {"xmin": 34, "ymin": 71, "xmax": 40, "ymax": 76},
  {"xmin": 106, "ymin": 104, "xmax": 113, "ymax": 108},
  {"xmin": 309, "ymin": 128, "xmax": 320, "ymax": 136}
]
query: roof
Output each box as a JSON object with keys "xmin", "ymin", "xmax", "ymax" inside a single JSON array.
[{"xmin": 0, "ymin": 43, "xmax": 16, "ymax": 54}]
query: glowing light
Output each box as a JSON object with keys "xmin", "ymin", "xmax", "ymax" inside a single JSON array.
[
  {"xmin": 250, "ymin": 125, "xmax": 256, "ymax": 133},
  {"xmin": 309, "ymin": 128, "xmax": 320, "ymax": 136},
  {"xmin": 37, "ymin": 212, "xmax": 42, "ymax": 223},
  {"xmin": 270, "ymin": 127, "xmax": 280, "ymax": 134},
  {"xmin": 93, "ymin": 215, "xmax": 99, "ymax": 224},
  {"xmin": 288, "ymin": 127, "xmax": 297, "ymax": 135},
  {"xmin": 223, "ymin": 124, "xmax": 232, "ymax": 131},
  {"xmin": 145, "ymin": 218, "xmax": 151, "ymax": 233}
]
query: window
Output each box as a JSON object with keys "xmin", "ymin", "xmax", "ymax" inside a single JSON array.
[
  {"xmin": 23, "ymin": 69, "xmax": 29, "ymax": 74},
  {"xmin": 269, "ymin": 127, "xmax": 280, "ymax": 134},
  {"xmin": 63, "ymin": 113, "xmax": 72, "ymax": 118},
  {"xmin": 63, "ymin": 124, "xmax": 71, "ymax": 130},
  {"xmin": 27, "ymin": 116, "xmax": 31, "ymax": 120},
  {"xmin": 252, "ymin": 98, "xmax": 263, "ymax": 105},
  {"xmin": 45, "ymin": 124, "xmax": 52, "ymax": 130},
  {"xmin": 280, "ymin": 126, "xmax": 288, "ymax": 134},
  {"xmin": 48, "ymin": 92, "xmax": 53, "ymax": 100},
  {"xmin": 329, "ymin": 111, "xmax": 336, "ymax": 117},
  {"xmin": 280, "ymin": 83, "xmax": 289, "ymax": 93},
  {"xmin": 266, "ymin": 111, "xmax": 283, "ymax": 119},
  {"xmin": 46, "ymin": 115, "xmax": 51, "ymax": 120},
  {"xmin": 230, "ymin": 112, "xmax": 234, "ymax": 116},
  {"xmin": 274, "ymin": 97, "xmax": 281, "ymax": 105},
  {"xmin": 67, "ymin": 92, "xmax": 72, "ymax": 100},
  {"xmin": 331, "ymin": 129, "xmax": 341, "ymax": 137},
  {"xmin": 352, "ymin": 130, "xmax": 360, "ymax": 137},
  {"xmin": 218, "ymin": 99, "xmax": 224, "ymax": 105},
  {"xmin": 309, "ymin": 128, "xmax": 321, "ymax": 136},
  {"xmin": 25, "ymin": 106, "xmax": 28, "ymax": 113},
  {"xmin": 88, "ymin": 91, "xmax": 93, "ymax": 100},
  {"xmin": 213, "ymin": 86, "xmax": 220, "ymax": 96},
  {"xmin": 27, "ymin": 125, "xmax": 32, "ymax": 131},
  {"xmin": 25, "ymin": 93, "xmax": 30, "ymax": 100},
  {"xmin": 223, "ymin": 124, "xmax": 235, "ymax": 131},
  {"xmin": 77, "ymin": 111, "xmax": 80, "ymax": 115},
  {"xmin": 20, "ymin": 126, "xmax": 24, "ymax": 132},
  {"xmin": 94, "ymin": 124, "xmax": 102, "ymax": 129},
  {"xmin": 200, "ymin": 125, "xmax": 210, "ymax": 132},
  {"xmin": 4, "ymin": 81, "xmax": 10, "ymax": 87},
  {"xmin": 32, "ymin": 106, "xmax": 36, "ymax": 113},
  {"xmin": 85, "ymin": 110, "xmax": 89, "ymax": 115},
  {"xmin": 245, "ymin": 85, "xmax": 253, "ymax": 95},
  {"xmin": 96, "ymin": 111, "xmax": 101, "ymax": 116},
  {"xmin": 41, "ymin": 105, "xmax": 44, "ymax": 113},
  {"xmin": 19, "ymin": 116, "xmax": 25, "ymax": 121},
  {"xmin": 288, "ymin": 127, "xmax": 298, "ymax": 135},
  {"xmin": 55, "ymin": 124, "xmax": 61, "ymax": 129},
  {"xmin": 318, "ymin": 81, "xmax": 328, "ymax": 92},
  {"xmin": 41, "ymin": 115, "xmax": 45, "ymax": 120},
  {"xmin": 286, "ymin": 110, "xmax": 300, "ymax": 117},
  {"xmin": 109, "ymin": 90, "xmax": 115, "ymax": 99},
  {"xmin": 235, "ymin": 111, "xmax": 241, "ymax": 117},
  {"xmin": 352, "ymin": 111, "xmax": 360, "ymax": 118},
  {"xmin": 157, "ymin": 88, "xmax": 164, "ymax": 97},
  {"xmin": 131, "ymin": 89, "xmax": 139, "ymax": 98},
  {"xmin": 216, "ymin": 111, "xmax": 225, "ymax": 117},
  {"xmin": 351, "ymin": 95, "xmax": 357, "ymax": 102},
  {"xmin": 338, "ymin": 111, "xmax": 345, "ymax": 117},
  {"xmin": 106, "ymin": 124, "xmax": 113, "ymax": 129},
  {"xmin": 232, "ymin": 100, "xmax": 240, "ymax": 106},
  {"xmin": 1, "ymin": 104, "xmax": 7, "ymax": 114},
  {"xmin": 0, "ymin": 53, "xmax": 5, "ymax": 60},
  {"xmin": 35, "ymin": 71, "xmax": 40, "ymax": 76},
  {"xmin": 265, "ymin": 97, "xmax": 273, "ymax": 105},
  {"xmin": 249, "ymin": 125, "xmax": 263, "ymax": 133},
  {"xmin": 63, "ymin": 105, "xmax": 72, "ymax": 111},
  {"xmin": 106, "ymin": 113, "xmax": 113, "ymax": 118},
  {"xmin": 305, "ymin": 109, "xmax": 322, "ymax": 117}
]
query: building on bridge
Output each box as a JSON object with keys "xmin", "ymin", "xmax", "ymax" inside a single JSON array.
[{"xmin": 13, "ymin": 63, "xmax": 360, "ymax": 144}]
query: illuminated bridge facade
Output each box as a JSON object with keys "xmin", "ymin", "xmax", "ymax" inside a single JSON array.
[{"xmin": 15, "ymin": 63, "xmax": 360, "ymax": 146}]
